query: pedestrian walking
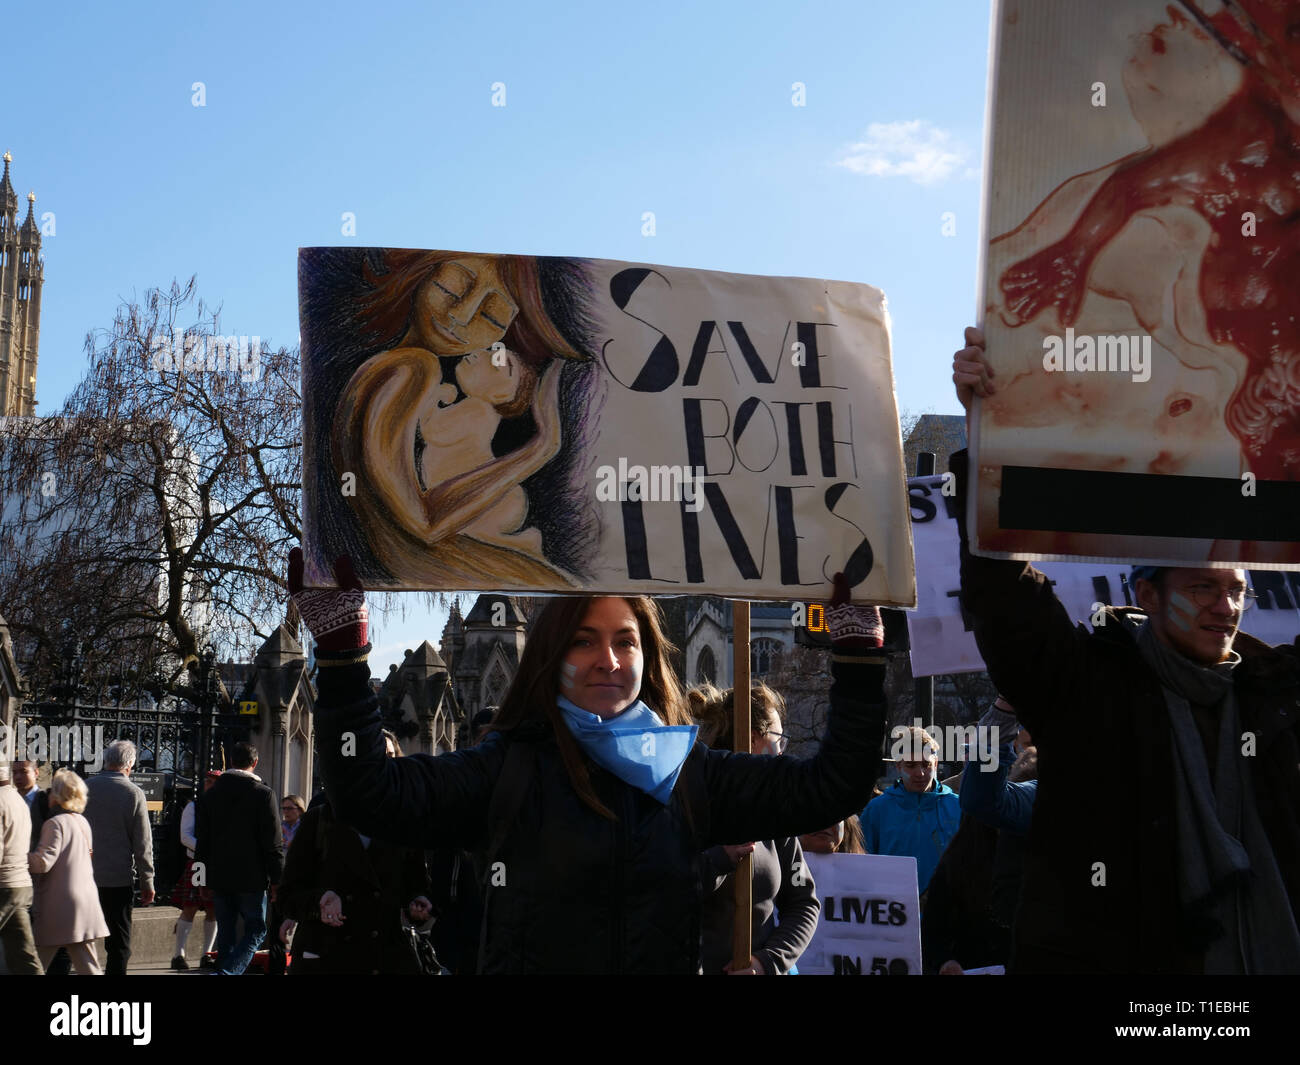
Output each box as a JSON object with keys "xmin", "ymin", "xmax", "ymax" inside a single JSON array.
[
  {"xmin": 195, "ymin": 742, "xmax": 283, "ymax": 975},
  {"xmin": 0, "ymin": 757, "xmax": 42, "ymax": 975},
  {"xmin": 169, "ymin": 770, "xmax": 221, "ymax": 970},
  {"xmin": 28, "ymin": 769, "xmax": 110, "ymax": 976},
  {"xmin": 83, "ymin": 739, "xmax": 155, "ymax": 976}
]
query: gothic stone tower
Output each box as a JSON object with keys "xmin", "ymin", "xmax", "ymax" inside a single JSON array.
[{"xmin": 0, "ymin": 152, "xmax": 43, "ymax": 418}]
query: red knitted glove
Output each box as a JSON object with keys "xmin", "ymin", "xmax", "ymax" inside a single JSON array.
[
  {"xmin": 827, "ymin": 572, "xmax": 884, "ymax": 652},
  {"xmin": 288, "ymin": 547, "xmax": 369, "ymax": 654}
]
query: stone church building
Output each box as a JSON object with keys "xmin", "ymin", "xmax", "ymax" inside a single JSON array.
[
  {"xmin": 0, "ymin": 152, "xmax": 44, "ymax": 418},
  {"xmin": 364, "ymin": 594, "xmax": 529, "ymax": 758}
]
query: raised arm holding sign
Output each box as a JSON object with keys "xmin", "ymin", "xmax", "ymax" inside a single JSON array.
[
  {"xmin": 290, "ymin": 550, "xmax": 889, "ymax": 973},
  {"xmin": 952, "ymin": 328, "xmax": 1300, "ymax": 975}
]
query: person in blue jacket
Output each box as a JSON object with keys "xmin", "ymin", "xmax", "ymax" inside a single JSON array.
[
  {"xmin": 960, "ymin": 699, "xmax": 1038, "ymax": 836},
  {"xmin": 861, "ymin": 726, "xmax": 961, "ymax": 896},
  {"xmin": 949, "ymin": 698, "xmax": 1040, "ymax": 955}
]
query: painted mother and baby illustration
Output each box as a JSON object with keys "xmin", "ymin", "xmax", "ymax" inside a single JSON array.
[
  {"xmin": 989, "ymin": 0, "xmax": 1300, "ymax": 487},
  {"xmin": 311, "ymin": 249, "xmax": 600, "ymax": 588}
]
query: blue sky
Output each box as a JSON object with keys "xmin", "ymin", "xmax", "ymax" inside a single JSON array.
[{"xmin": 7, "ymin": 0, "xmax": 991, "ymax": 668}]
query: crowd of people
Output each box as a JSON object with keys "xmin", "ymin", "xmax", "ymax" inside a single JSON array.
[
  {"xmin": 1, "ymin": 327, "xmax": 1297, "ymax": 976},
  {"xmin": 273, "ymin": 326, "xmax": 1299, "ymax": 975},
  {"xmin": 0, "ymin": 740, "xmax": 155, "ymax": 976}
]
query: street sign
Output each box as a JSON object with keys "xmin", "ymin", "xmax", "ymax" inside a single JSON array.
[{"xmin": 133, "ymin": 772, "xmax": 166, "ymax": 802}]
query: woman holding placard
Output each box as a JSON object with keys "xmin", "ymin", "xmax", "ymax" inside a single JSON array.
[
  {"xmin": 288, "ymin": 548, "xmax": 887, "ymax": 973},
  {"xmin": 690, "ymin": 682, "xmax": 819, "ymax": 976}
]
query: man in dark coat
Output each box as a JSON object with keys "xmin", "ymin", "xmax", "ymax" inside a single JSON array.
[
  {"xmin": 952, "ymin": 327, "xmax": 1300, "ymax": 974},
  {"xmin": 195, "ymin": 742, "xmax": 283, "ymax": 975}
]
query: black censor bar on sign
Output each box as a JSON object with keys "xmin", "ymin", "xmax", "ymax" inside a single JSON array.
[{"xmin": 998, "ymin": 466, "xmax": 1300, "ymax": 542}]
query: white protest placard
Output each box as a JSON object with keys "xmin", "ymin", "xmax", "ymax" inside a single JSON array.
[
  {"xmin": 798, "ymin": 852, "xmax": 920, "ymax": 975},
  {"xmin": 299, "ymin": 248, "xmax": 913, "ymax": 604},
  {"xmin": 908, "ymin": 475, "xmax": 1300, "ymax": 677}
]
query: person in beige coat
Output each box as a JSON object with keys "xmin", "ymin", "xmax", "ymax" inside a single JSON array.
[
  {"xmin": 28, "ymin": 769, "xmax": 109, "ymax": 975},
  {"xmin": 0, "ymin": 757, "xmax": 42, "ymax": 974}
]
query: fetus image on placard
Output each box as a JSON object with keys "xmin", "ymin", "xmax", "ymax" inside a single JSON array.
[{"xmin": 991, "ymin": 1, "xmax": 1300, "ymax": 482}]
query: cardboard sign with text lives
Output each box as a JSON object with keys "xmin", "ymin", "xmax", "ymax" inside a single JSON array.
[
  {"xmin": 300, "ymin": 248, "xmax": 913, "ymax": 604},
  {"xmin": 799, "ymin": 852, "xmax": 921, "ymax": 975},
  {"xmin": 975, "ymin": 0, "xmax": 1300, "ymax": 568}
]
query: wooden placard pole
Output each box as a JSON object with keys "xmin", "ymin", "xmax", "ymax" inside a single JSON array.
[{"xmin": 731, "ymin": 599, "xmax": 752, "ymax": 972}]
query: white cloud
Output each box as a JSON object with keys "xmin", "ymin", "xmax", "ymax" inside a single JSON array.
[{"xmin": 837, "ymin": 119, "xmax": 971, "ymax": 186}]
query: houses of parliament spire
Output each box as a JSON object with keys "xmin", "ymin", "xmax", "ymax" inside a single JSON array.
[{"xmin": 0, "ymin": 151, "xmax": 44, "ymax": 418}]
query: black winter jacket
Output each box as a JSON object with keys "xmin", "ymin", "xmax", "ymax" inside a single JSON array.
[
  {"xmin": 313, "ymin": 654, "xmax": 887, "ymax": 974},
  {"xmin": 195, "ymin": 771, "xmax": 283, "ymax": 893},
  {"xmin": 952, "ymin": 449, "xmax": 1300, "ymax": 974},
  {"xmin": 279, "ymin": 799, "xmax": 430, "ymax": 974}
]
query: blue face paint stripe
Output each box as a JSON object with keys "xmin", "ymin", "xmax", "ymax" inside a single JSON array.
[{"xmin": 1167, "ymin": 590, "xmax": 1197, "ymax": 633}]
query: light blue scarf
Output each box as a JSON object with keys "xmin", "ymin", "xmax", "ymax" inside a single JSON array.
[{"xmin": 556, "ymin": 694, "xmax": 698, "ymax": 805}]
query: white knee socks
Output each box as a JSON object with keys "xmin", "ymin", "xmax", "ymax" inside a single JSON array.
[{"xmin": 175, "ymin": 917, "xmax": 193, "ymax": 958}]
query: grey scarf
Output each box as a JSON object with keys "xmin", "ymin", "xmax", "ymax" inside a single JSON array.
[{"xmin": 1136, "ymin": 621, "xmax": 1300, "ymax": 973}]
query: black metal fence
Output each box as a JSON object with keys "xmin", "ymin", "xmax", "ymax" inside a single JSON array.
[{"xmin": 17, "ymin": 685, "xmax": 252, "ymax": 900}]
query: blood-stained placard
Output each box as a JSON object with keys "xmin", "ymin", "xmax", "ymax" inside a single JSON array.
[
  {"xmin": 300, "ymin": 247, "xmax": 913, "ymax": 603},
  {"xmin": 974, "ymin": 0, "xmax": 1300, "ymax": 568}
]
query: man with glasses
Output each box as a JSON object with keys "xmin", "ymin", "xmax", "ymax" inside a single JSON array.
[{"xmin": 952, "ymin": 326, "xmax": 1300, "ymax": 975}]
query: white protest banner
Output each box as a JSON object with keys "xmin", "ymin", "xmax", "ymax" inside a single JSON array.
[
  {"xmin": 908, "ymin": 475, "xmax": 1300, "ymax": 676},
  {"xmin": 299, "ymin": 248, "xmax": 913, "ymax": 604},
  {"xmin": 974, "ymin": 0, "xmax": 1300, "ymax": 568},
  {"xmin": 798, "ymin": 852, "xmax": 920, "ymax": 975}
]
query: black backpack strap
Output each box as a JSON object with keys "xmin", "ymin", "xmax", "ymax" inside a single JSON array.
[
  {"xmin": 475, "ymin": 737, "xmax": 536, "ymax": 972},
  {"xmin": 485, "ymin": 737, "xmax": 536, "ymax": 868},
  {"xmin": 677, "ymin": 746, "xmax": 711, "ymax": 850}
]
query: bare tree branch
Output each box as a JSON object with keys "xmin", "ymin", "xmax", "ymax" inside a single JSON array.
[{"xmin": 0, "ymin": 278, "xmax": 302, "ymax": 693}]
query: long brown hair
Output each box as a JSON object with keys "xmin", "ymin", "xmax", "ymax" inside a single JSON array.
[
  {"xmin": 491, "ymin": 595, "xmax": 690, "ymax": 819},
  {"xmin": 839, "ymin": 814, "xmax": 866, "ymax": 854},
  {"xmin": 687, "ymin": 682, "xmax": 785, "ymax": 753},
  {"xmin": 357, "ymin": 250, "xmax": 586, "ymax": 366}
]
